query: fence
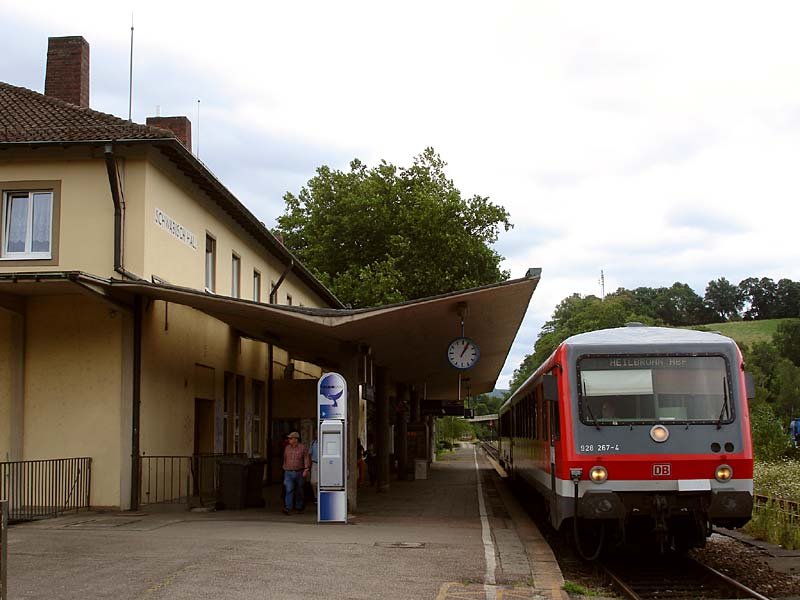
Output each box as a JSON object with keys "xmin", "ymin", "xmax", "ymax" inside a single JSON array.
[
  {"xmin": 0, "ymin": 458, "xmax": 91, "ymax": 523},
  {"xmin": 1, "ymin": 500, "xmax": 7, "ymax": 600},
  {"xmin": 139, "ymin": 453, "xmax": 247, "ymax": 507}
]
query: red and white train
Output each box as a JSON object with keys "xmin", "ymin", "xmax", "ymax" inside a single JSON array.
[{"xmin": 496, "ymin": 324, "xmax": 754, "ymax": 553}]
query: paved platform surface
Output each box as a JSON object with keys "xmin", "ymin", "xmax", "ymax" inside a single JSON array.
[{"xmin": 3, "ymin": 444, "xmax": 567, "ymax": 599}]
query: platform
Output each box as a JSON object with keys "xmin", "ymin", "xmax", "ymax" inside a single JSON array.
[{"xmin": 3, "ymin": 444, "xmax": 567, "ymax": 599}]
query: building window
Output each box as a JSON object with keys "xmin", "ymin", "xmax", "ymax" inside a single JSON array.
[
  {"xmin": 1, "ymin": 190, "xmax": 53, "ymax": 259},
  {"xmin": 234, "ymin": 374, "xmax": 245, "ymax": 453},
  {"xmin": 223, "ymin": 371, "xmax": 233, "ymax": 452},
  {"xmin": 253, "ymin": 270, "xmax": 261, "ymax": 302},
  {"xmin": 205, "ymin": 234, "xmax": 216, "ymax": 292},
  {"xmin": 286, "ymin": 293, "xmax": 293, "ymax": 306},
  {"xmin": 231, "ymin": 253, "xmax": 241, "ymax": 298},
  {"xmin": 251, "ymin": 379, "xmax": 265, "ymax": 456}
]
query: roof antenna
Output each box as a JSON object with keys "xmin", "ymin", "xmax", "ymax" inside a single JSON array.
[{"xmin": 128, "ymin": 13, "xmax": 134, "ymax": 122}]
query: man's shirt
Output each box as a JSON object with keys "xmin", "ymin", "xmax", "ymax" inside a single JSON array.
[{"xmin": 283, "ymin": 443, "xmax": 310, "ymax": 471}]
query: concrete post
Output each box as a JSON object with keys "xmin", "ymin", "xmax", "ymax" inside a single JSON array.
[
  {"xmin": 342, "ymin": 346, "xmax": 361, "ymax": 512},
  {"xmin": 410, "ymin": 386, "xmax": 420, "ymax": 423},
  {"xmin": 395, "ymin": 383, "xmax": 409, "ymax": 480},
  {"xmin": 375, "ymin": 367, "xmax": 390, "ymax": 492}
]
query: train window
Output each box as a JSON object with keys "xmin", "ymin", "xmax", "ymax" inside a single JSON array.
[{"xmin": 577, "ymin": 355, "xmax": 733, "ymax": 425}]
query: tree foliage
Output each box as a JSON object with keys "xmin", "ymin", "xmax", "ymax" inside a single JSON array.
[{"xmin": 276, "ymin": 148, "xmax": 512, "ymax": 307}]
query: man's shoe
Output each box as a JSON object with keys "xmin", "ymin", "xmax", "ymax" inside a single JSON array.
[{"xmin": 282, "ymin": 508, "xmax": 291, "ymax": 515}]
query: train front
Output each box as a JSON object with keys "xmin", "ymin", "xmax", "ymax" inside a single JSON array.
[{"xmin": 561, "ymin": 326, "xmax": 754, "ymax": 550}]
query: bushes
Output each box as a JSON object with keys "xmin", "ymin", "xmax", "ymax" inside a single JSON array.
[{"xmin": 750, "ymin": 403, "xmax": 790, "ymax": 461}]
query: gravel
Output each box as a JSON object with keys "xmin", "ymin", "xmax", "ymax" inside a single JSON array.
[{"xmin": 690, "ymin": 534, "xmax": 800, "ymax": 598}]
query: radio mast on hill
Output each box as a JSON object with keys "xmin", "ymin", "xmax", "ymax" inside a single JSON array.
[{"xmin": 599, "ymin": 269, "xmax": 605, "ymax": 300}]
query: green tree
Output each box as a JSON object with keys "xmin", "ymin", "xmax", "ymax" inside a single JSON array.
[
  {"xmin": 704, "ymin": 277, "xmax": 743, "ymax": 321},
  {"xmin": 436, "ymin": 416, "xmax": 473, "ymax": 448},
  {"xmin": 775, "ymin": 279, "xmax": 800, "ymax": 318},
  {"xmin": 509, "ymin": 293, "xmax": 656, "ymax": 392},
  {"xmin": 774, "ymin": 319, "xmax": 800, "ymax": 367},
  {"xmin": 739, "ymin": 277, "xmax": 778, "ymax": 320},
  {"xmin": 276, "ymin": 148, "xmax": 512, "ymax": 307},
  {"xmin": 749, "ymin": 403, "xmax": 789, "ymax": 461}
]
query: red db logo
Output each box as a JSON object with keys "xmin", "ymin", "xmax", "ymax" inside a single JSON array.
[{"xmin": 652, "ymin": 464, "xmax": 671, "ymax": 477}]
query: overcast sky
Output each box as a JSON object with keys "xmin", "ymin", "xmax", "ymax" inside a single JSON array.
[{"xmin": 3, "ymin": 1, "xmax": 799, "ymax": 389}]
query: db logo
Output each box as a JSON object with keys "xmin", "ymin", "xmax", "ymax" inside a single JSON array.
[{"xmin": 653, "ymin": 464, "xmax": 671, "ymax": 477}]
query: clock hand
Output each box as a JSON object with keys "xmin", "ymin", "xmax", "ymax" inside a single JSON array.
[{"xmin": 460, "ymin": 342, "xmax": 470, "ymax": 358}]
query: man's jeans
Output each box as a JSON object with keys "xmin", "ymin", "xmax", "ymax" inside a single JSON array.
[{"xmin": 283, "ymin": 470, "xmax": 305, "ymax": 511}]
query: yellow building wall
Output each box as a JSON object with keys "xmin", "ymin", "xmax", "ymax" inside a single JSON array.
[
  {"xmin": 138, "ymin": 160, "xmax": 329, "ymax": 308},
  {"xmin": 0, "ymin": 158, "xmax": 115, "ymax": 277},
  {"xmin": 22, "ymin": 294, "xmax": 123, "ymax": 507},
  {"xmin": 139, "ymin": 301, "xmax": 269, "ymax": 457},
  {"xmin": 0, "ymin": 309, "xmax": 12, "ymax": 459}
]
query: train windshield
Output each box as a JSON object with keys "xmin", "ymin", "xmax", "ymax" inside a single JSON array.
[{"xmin": 578, "ymin": 355, "xmax": 732, "ymax": 425}]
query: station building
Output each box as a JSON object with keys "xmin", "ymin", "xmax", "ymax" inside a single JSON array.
[{"xmin": 0, "ymin": 36, "xmax": 539, "ymax": 514}]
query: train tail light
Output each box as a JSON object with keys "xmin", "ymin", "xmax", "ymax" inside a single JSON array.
[
  {"xmin": 715, "ymin": 464, "xmax": 733, "ymax": 482},
  {"xmin": 589, "ymin": 466, "xmax": 608, "ymax": 483}
]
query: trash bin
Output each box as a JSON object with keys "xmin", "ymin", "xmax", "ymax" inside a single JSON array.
[
  {"xmin": 414, "ymin": 459, "xmax": 428, "ymax": 480},
  {"xmin": 218, "ymin": 458, "xmax": 249, "ymax": 510},
  {"xmin": 246, "ymin": 459, "xmax": 266, "ymax": 507}
]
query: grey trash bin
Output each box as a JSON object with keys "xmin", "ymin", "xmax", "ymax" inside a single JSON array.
[{"xmin": 218, "ymin": 458, "xmax": 249, "ymax": 510}]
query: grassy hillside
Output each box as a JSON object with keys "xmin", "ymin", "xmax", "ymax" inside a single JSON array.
[{"xmin": 691, "ymin": 318, "xmax": 786, "ymax": 347}]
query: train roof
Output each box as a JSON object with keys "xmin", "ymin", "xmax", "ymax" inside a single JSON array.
[{"xmin": 563, "ymin": 325, "xmax": 736, "ymax": 346}]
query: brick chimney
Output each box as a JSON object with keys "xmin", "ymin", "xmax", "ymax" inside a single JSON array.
[
  {"xmin": 45, "ymin": 36, "xmax": 90, "ymax": 108},
  {"xmin": 146, "ymin": 116, "xmax": 192, "ymax": 150}
]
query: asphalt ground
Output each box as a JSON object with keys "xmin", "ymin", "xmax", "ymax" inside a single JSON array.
[{"xmin": 2, "ymin": 444, "xmax": 567, "ymax": 600}]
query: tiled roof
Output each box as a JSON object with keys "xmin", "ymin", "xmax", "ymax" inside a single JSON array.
[{"xmin": 0, "ymin": 81, "xmax": 174, "ymax": 143}]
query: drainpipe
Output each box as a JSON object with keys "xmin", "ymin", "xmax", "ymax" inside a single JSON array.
[
  {"xmin": 104, "ymin": 144, "xmax": 140, "ymax": 281},
  {"xmin": 105, "ymin": 144, "xmax": 143, "ymax": 510},
  {"xmin": 266, "ymin": 259, "xmax": 294, "ymax": 483}
]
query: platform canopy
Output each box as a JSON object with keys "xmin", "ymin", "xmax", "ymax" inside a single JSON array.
[{"xmin": 0, "ymin": 269, "xmax": 540, "ymax": 401}]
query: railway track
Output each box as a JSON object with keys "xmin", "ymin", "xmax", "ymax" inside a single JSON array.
[{"xmin": 601, "ymin": 554, "xmax": 771, "ymax": 600}]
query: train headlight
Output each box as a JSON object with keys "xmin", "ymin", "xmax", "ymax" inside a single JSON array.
[
  {"xmin": 650, "ymin": 425, "xmax": 670, "ymax": 443},
  {"xmin": 715, "ymin": 464, "xmax": 733, "ymax": 482},
  {"xmin": 589, "ymin": 466, "xmax": 608, "ymax": 483}
]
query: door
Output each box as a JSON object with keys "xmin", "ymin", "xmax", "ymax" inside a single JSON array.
[{"xmin": 194, "ymin": 399, "xmax": 216, "ymax": 498}]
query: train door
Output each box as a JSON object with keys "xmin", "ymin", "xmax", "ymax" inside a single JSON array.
[{"xmin": 543, "ymin": 374, "xmax": 559, "ymax": 508}]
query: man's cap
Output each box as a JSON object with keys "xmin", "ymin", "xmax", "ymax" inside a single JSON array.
[{"xmin": 288, "ymin": 431, "xmax": 300, "ymax": 439}]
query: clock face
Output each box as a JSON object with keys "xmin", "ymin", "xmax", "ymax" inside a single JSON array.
[{"xmin": 447, "ymin": 337, "xmax": 480, "ymax": 370}]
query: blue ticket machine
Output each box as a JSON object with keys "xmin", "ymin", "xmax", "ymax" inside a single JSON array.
[{"xmin": 317, "ymin": 372, "xmax": 347, "ymax": 523}]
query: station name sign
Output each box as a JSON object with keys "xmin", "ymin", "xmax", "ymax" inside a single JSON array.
[{"xmin": 154, "ymin": 208, "xmax": 198, "ymax": 250}]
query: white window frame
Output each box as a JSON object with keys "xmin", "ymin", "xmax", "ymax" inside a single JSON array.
[
  {"xmin": 253, "ymin": 270, "xmax": 261, "ymax": 302},
  {"xmin": 205, "ymin": 234, "xmax": 216, "ymax": 293},
  {"xmin": 1, "ymin": 190, "xmax": 54, "ymax": 260},
  {"xmin": 231, "ymin": 253, "xmax": 241, "ymax": 298}
]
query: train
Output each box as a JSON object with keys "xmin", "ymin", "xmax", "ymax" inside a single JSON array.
[{"xmin": 495, "ymin": 324, "xmax": 754, "ymax": 555}]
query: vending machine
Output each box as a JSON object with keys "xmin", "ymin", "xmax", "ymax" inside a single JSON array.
[{"xmin": 317, "ymin": 372, "xmax": 348, "ymax": 523}]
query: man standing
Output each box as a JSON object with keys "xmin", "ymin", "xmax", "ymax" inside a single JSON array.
[{"xmin": 282, "ymin": 431, "xmax": 310, "ymax": 514}]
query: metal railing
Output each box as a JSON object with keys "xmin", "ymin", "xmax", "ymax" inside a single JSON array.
[
  {"xmin": 139, "ymin": 456, "xmax": 192, "ymax": 506},
  {"xmin": 1, "ymin": 500, "xmax": 7, "ymax": 600},
  {"xmin": 139, "ymin": 453, "xmax": 246, "ymax": 507},
  {"xmin": 0, "ymin": 458, "xmax": 91, "ymax": 523}
]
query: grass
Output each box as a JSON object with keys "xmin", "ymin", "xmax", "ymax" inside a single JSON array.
[
  {"xmin": 562, "ymin": 581, "xmax": 602, "ymax": 596},
  {"xmin": 743, "ymin": 459, "xmax": 800, "ymax": 549},
  {"xmin": 753, "ymin": 459, "xmax": 800, "ymax": 501},
  {"xmin": 691, "ymin": 318, "xmax": 786, "ymax": 347}
]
